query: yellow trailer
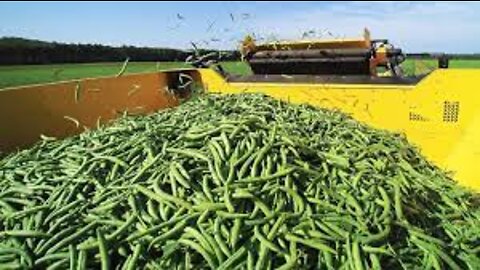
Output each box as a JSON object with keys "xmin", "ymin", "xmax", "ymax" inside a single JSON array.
[{"xmin": 1, "ymin": 30, "xmax": 479, "ymax": 191}]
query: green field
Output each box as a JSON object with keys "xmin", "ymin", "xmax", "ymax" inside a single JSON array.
[
  {"xmin": 0, "ymin": 62, "xmax": 251, "ymax": 89},
  {"xmin": 1, "ymin": 60, "xmax": 479, "ymax": 89},
  {"xmin": 401, "ymin": 59, "xmax": 480, "ymax": 75}
]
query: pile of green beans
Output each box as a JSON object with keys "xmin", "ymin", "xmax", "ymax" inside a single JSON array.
[{"xmin": 1, "ymin": 93, "xmax": 479, "ymax": 269}]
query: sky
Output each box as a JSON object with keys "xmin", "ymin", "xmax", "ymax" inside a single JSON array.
[{"xmin": 0, "ymin": 1, "xmax": 479, "ymax": 53}]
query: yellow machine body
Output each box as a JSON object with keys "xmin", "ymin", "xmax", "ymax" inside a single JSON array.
[
  {"xmin": 196, "ymin": 68, "xmax": 480, "ymax": 191},
  {"xmin": 1, "ymin": 67, "xmax": 480, "ymax": 191},
  {"xmin": 1, "ymin": 28, "xmax": 479, "ymax": 191},
  {"xmin": 241, "ymin": 35, "xmax": 371, "ymax": 52},
  {"xmin": 240, "ymin": 28, "xmax": 398, "ymax": 76}
]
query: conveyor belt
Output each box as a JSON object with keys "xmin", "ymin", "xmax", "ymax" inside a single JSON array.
[
  {"xmin": 251, "ymin": 49, "xmax": 372, "ymax": 59},
  {"xmin": 248, "ymin": 57, "xmax": 371, "ymax": 75},
  {"xmin": 226, "ymin": 74, "xmax": 426, "ymax": 85},
  {"xmin": 246, "ymin": 47, "xmax": 404, "ymax": 76}
]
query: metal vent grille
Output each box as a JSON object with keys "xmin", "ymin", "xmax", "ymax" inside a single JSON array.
[{"xmin": 443, "ymin": 101, "xmax": 459, "ymax": 122}]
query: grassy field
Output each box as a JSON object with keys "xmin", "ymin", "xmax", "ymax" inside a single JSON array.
[
  {"xmin": 401, "ymin": 59, "xmax": 480, "ymax": 75},
  {"xmin": 0, "ymin": 62, "xmax": 251, "ymax": 89},
  {"xmin": 1, "ymin": 59, "xmax": 479, "ymax": 89}
]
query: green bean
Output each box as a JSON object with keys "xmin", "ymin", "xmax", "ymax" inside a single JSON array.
[
  {"xmin": 276, "ymin": 258, "xmax": 296, "ymax": 270},
  {"xmin": 46, "ymin": 258, "xmax": 69, "ymax": 270},
  {"xmin": 223, "ymin": 187, "xmax": 235, "ymax": 213},
  {"xmin": 411, "ymin": 237, "xmax": 461, "ymax": 270},
  {"xmin": 369, "ymin": 253, "xmax": 381, "ymax": 270},
  {"xmin": 236, "ymin": 167, "xmax": 295, "ymax": 184},
  {"xmin": 137, "ymin": 184, "xmax": 192, "ymax": 210},
  {"xmin": 45, "ymin": 221, "xmax": 98, "ymax": 255},
  {"xmin": 199, "ymin": 226, "xmax": 226, "ymax": 263},
  {"xmin": 393, "ymin": 181, "xmax": 404, "ymax": 220},
  {"xmin": 340, "ymin": 190, "xmax": 363, "ymax": 216},
  {"xmin": 184, "ymin": 227, "xmax": 215, "ymax": 255},
  {"xmin": 0, "ymin": 262, "xmax": 24, "ymax": 269},
  {"xmin": 0, "ymin": 247, "xmax": 32, "ymax": 267},
  {"xmin": 115, "ymin": 58, "xmax": 129, "ymax": 77},
  {"xmin": 178, "ymin": 239, "xmax": 217, "ymax": 269},
  {"xmin": 214, "ymin": 218, "xmax": 232, "ymax": 257},
  {"xmin": 69, "ymin": 245, "xmax": 77, "ymax": 270},
  {"xmin": 146, "ymin": 200, "xmax": 160, "ymax": 221},
  {"xmin": 362, "ymin": 245, "xmax": 393, "ymax": 255},
  {"xmin": 130, "ymin": 154, "xmax": 163, "ymax": 184},
  {"xmin": 280, "ymin": 186, "xmax": 305, "ymax": 214},
  {"xmin": 34, "ymin": 252, "xmax": 69, "ymax": 265},
  {"xmin": 148, "ymin": 219, "xmax": 189, "ymax": 249},
  {"xmin": 202, "ymin": 176, "xmax": 215, "ymax": 202},
  {"xmin": 194, "ymin": 202, "xmax": 227, "ymax": 212},
  {"xmin": 96, "ymin": 229, "xmax": 110, "ymax": 270},
  {"xmin": 197, "ymin": 210, "xmax": 210, "ymax": 225},
  {"xmin": 0, "ymin": 230, "xmax": 49, "ymax": 239},
  {"xmin": 169, "ymin": 171, "xmax": 178, "ymax": 198},
  {"xmin": 285, "ymin": 233, "xmax": 336, "ymax": 254},
  {"xmin": 184, "ymin": 125, "xmax": 234, "ymax": 141},
  {"xmin": 357, "ymin": 223, "xmax": 391, "ymax": 244},
  {"xmin": 217, "ymin": 211, "xmax": 249, "ymax": 219},
  {"xmin": 230, "ymin": 218, "xmax": 242, "ymax": 249},
  {"xmin": 0, "ymin": 254, "xmax": 16, "ymax": 263},
  {"xmin": 126, "ymin": 244, "xmax": 142, "ymax": 270},
  {"xmin": 170, "ymin": 165, "xmax": 190, "ymax": 190},
  {"xmin": 36, "ymin": 226, "xmax": 81, "ymax": 255},
  {"xmin": 250, "ymin": 139, "xmax": 273, "ymax": 178},
  {"xmin": 127, "ymin": 213, "xmax": 199, "ymax": 242},
  {"xmin": 166, "ymin": 148, "xmax": 209, "ymax": 162},
  {"xmin": 91, "ymin": 198, "xmax": 124, "ymax": 213},
  {"xmin": 74, "ymin": 82, "xmax": 81, "ymax": 103},
  {"xmin": 233, "ymin": 137, "xmax": 257, "ymax": 168},
  {"xmin": 323, "ymin": 251, "xmax": 334, "ymax": 270},
  {"xmin": 299, "ymin": 228, "xmax": 336, "ymax": 242},
  {"xmin": 314, "ymin": 221, "xmax": 343, "ymax": 240},
  {"xmin": 220, "ymin": 132, "xmax": 231, "ymax": 157},
  {"xmin": 244, "ymin": 217, "xmax": 273, "ymax": 229},
  {"xmin": 352, "ymin": 241, "xmax": 364, "ymax": 270},
  {"xmin": 323, "ymin": 152, "xmax": 349, "ymax": 169},
  {"xmin": 211, "ymin": 140, "xmax": 226, "ymax": 161},
  {"xmin": 254, "ymin": 226, "xmax": 286, "ymax": 255},
  {"xmin": 237, "ymin": 152, "xmax": 258, "ymax": 179},
  {"xmin": 7, "ymin": 205, "xmax": 50, "ymax": 220},
  {"xmin": 208, "ymin": 145, "xmax": 226, "ymax": 184},
  {"xmin": 377, "ymin": 186, "xmax": 391, "ymax": 221},
  {"xmin": 217, "ymin": 245, "xmax": 247, "ymax": 270},
  {"xmin": 2, "ymin": 197, "xmax": 31, "ymax": 206},
  {"xmin": 323, "ymin": 221, "xmax": 349, "ymax": 239}
]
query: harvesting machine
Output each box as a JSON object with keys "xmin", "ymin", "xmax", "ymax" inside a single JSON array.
[{"xmin": 1, "ymin": 29, "xmax": 480, "ymax": 191}]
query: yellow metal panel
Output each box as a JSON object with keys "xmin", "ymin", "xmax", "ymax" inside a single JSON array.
[
  {"xmin": 0, "ymin": 73, "xmax": 179, "ymax": 153},
  {"xmin": 198, "ymin": 68, "xmax": 480, "ymax": 191},
  {"xmin": 255, "ymin": 38, "xmax": 370, "ymax": 51},
  {"xmin": 252, "ymin": 28, "xmax": 371, "ymax": 51}
]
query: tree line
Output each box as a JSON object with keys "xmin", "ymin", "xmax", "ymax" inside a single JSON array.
[
  {"xmin": 1, "ymin": 37, "xmax": 479, "ymax": 65},
  {"xmin": 406, "ymin": 53, "xmax": 480, "ymax": 60},
  {"xmin": 0, "ymin": 37, "xmax": 240, "ymax": 65}
]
